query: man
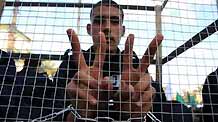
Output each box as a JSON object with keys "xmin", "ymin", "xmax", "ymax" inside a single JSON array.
[
  {"xmin": 0, "ymin": 55, "xmax": 54, "ymax": 121},
  {"xmin": 2, "ymin": 0, "xmax": 162, "ymax": 121},
  {"xmin": 202, "ymin": 68, "xmax": 218, "ymax": 122},
  {"xmin": 0, "ymin": 50, "xmax": 16, "ymax": 120},
  {"xmin": 55, "ymin": 0, "xmax": 163, "ymax": 121},
  {"xmin": 13, "ymin": 58, "xmax": 54, "ymax": 120}
]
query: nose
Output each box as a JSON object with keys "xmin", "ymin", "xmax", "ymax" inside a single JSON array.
[
  {"xmin": 101, "ymin": 19, "xmax": 111, "ymax": 35},
  {"xmin": 102, "ymin": 29, "xmax": 110, "ymax": 36},
  {"xmin": 102, "ymin": 19, "xmax": 111, "ymax": 30}
]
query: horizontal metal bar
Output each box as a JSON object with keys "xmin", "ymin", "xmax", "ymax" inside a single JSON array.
[
  {"xmin": 10, "ymin": 52, "xmax": 157, "ymax": 64},
  {"xmin": 11, "ymin": 52, "xmax": 64, "ymax": 61},
  {"xmin": 5, "ymin": 1, "xmax": 155, "ymax": 11},
  {"xmin": 162, "ymin": 19, "xmax": 218, "ymax": 64}
]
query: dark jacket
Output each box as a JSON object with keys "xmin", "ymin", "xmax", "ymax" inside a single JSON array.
[
  {"xmin": 0, "ymin": 51, "xmax": 56, "ymax": 121},
  {"xmin": 202, "ymin": 68, "xmax": 218, "ymax": 122},
  {"xmin": 9, "ymin": 67, "xmax": 54, "ymax": 121},
  {"xmin": 54, "ymin": 46, "xmax": 168, "ymax": 121},
  {"xmin": 54, "ymin": 47, "xmax": 140, "ymax": 120},
  {"xmin": 1, "ymin": 48, "xmax": 192, "ymax": 122},
  {"xmin": 0, "ymin": 50, "xmax": 16, "ymax": 84},
  {"xmin": 0, "ymin": 50, "xmax": 16, "ymax": 120},
  {"xmin": 55, "ymin": 47, "xmax": 192, "ymax": 122}
]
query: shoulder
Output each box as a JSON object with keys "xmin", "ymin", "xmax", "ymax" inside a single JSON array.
[
  {"xmin": 60, "ymin": 48, "xmax": 89, "ymax": 66},
  {"xmin": 55, "ymin": 48, "xmax": 90, "ymax": 79},
  {"xmin": 0, "ymin": 50, "xmax": 16, "ymax": 75},
  {"xmin": 205, "ymin": 68, "xmax": 218, "ymax": 84},
  {"xmin": 0, "ymin": 50, "xmax": 15, "ymax": 65},
  {"xmin": 203, "ymin": 68, "xmax": 218, "ymax": 94}
]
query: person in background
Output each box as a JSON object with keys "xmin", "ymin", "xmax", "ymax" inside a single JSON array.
[
  {"xmin": 202, "ymin": 68, "xmax": 218, "ymax": 122},
  {"xmin": 13, "ymin": 58, "xmax": 53, "ymax": 120},
  {"xmin": 0, "ymin": 49, "xmax": 16, "ymax": 120}
]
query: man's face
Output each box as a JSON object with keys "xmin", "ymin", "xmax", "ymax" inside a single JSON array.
[{"xmin": 87, "ymin": 5, "xmax": 125, "ymax": 53}]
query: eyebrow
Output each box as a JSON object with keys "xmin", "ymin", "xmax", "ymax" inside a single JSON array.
[
  {"xmin": 93, "ymin": 15, "xmax": 120, "ymax": 21},
  {"xmin": 110, "ymin": 16, "xmax": 120, "ymax": 20}
]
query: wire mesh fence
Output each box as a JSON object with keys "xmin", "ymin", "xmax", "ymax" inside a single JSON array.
[{"xmin": 0, "ymin": 0, "xmax": 218, "ymax": 121}]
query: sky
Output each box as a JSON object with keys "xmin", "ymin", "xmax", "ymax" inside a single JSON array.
[{"xmin": 0, "ymin": 0, "xmax": 218, "ymax": 100}]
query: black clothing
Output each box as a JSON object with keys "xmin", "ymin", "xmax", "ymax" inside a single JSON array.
[
  {"xmin": 202, "ymin": 68, "xmax": 218, "ymax": 122},
  {"xmin": 55, "ymin": 46, "xmax": 167, "ymax": 121},
  {"xmin": 9, "ymin": 67, "xmax": 54, "ymax": 121},
  {"xmin": 0, "ymin": 50, "xmax": 16, "ymax": 120},
  {"xmin": 0, "ymin": 50, "xmax": 16, "ymax": 85},
  {"xmin": 0, "ymin": 48, "xmax": 192, "ymax": 122},
  {"xmin": 55, "ymin": 47, "xmax": 140, "ymax": 120},
  {"xmin": 56, "ymin": 47, "xmax": 192, "ymax": 122},
  {"xmin": 0, "ymin": 50, "xmax": 56, "ymax": 121}
]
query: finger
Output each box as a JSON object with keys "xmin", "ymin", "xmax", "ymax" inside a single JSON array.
[
  {"xmin": 132, "ymin": 74, "xmax": 152, "ymax": 101},
  {"xmin": 141, "ymin": 86, "xmax": 154, "ymax": 104},
  {"xmin": 119, "ymin": 80, "xmax": 135, "ymax": 100},
  {"xmin": 73, "ymin": 71, "xmax": 99, "ymax": 89},
  {"xmin": 66, "ymin": 80, "xmax": 97, "ymax": 105},
  {"xmin": 66, "ymin": 29, "xmax": 87, "ymax": 69},
  {"xmin": 139, "ymin": 33, "xmax": 163, "ymax": 71},
  {"xmin": 74, "ymin": 71, "xmax": 112, "ymax": 90},
  {"xmin": 137, "ymin": 86, "xmax": 155, "ymax": 111},
  {"xmin": 136, "ymin": 98, "xmax": 153, "ymax": 112},
  {"xmin": 93, "ymin": 32, "xmax": 107, "ymax": 70},
  {"xmin": 100, "ymin": 77, "xmax": 113, "ymax": 90},
  {"xmin": 122, "ymin": 34, "xmax": 134, "ymax": 71},
  {"xmin": 67, "ymin": 81, "xmax": 97, "ymax": 105}
]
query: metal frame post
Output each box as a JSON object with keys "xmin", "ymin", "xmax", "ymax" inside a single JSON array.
[{"xmin": 155, "ymin": 5, "xmax": 162, "ymax": 82}]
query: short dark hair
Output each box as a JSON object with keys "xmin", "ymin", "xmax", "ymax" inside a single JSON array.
[{"xmin": 90, "ymin": 0, "xmax": 124, "ymax": 22}]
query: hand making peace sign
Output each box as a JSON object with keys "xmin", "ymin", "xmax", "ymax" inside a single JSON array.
[
  {"xmin": 66, "ymin": 28, "xmax": 163, "ymax": 118},
  {"xmin": 115, "ymin": 33, "xmax": 163, "ymax": 117},
  {"xmin": 66, "ymin": 29, "xmax": 113, "ymax": 118}
]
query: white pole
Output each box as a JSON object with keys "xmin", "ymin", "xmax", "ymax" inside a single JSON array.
[
  {"xmin": 77, "ymin": 0, "xmax": 81, "ymax": 34},
  {"xmin": 155, "ymin": 5, "xmax": 162, "ymax": 82},
  {"xmin": 0, "ymin": 0, "xmax": 5, "ymax": 22}
]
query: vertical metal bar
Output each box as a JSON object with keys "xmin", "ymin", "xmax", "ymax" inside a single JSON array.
[
  {"xmin": 77, "ymin": 0, "xmax": 81, "ymax": 34},
  {"xmin": 155, "ymin": 5, "xmax": 162, "ymax": 82},
  {"xmin": 217, "ymin": 0, "xmax": 218, "ymax": 14},
  {"xmin": 0, "ymin": 0, "xmax": 5, "ymax": 22}
]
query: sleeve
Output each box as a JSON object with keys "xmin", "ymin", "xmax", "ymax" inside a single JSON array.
[
  {"xmin": 0, "ymin": 50, "xmax": 16, "ymax": 120},
  {"xmin": 50, "ymin": 54, "xmax": 78, "ymax": 121}
]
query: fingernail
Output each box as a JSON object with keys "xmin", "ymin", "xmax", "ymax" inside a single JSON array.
[
  {"xmin": 66, "ymin": 29, "xmax": 72, "ymax": 34},
  {"xmin": 99, "ymin": 31, "xmax": 104, "ymax": 35},
  {"xmin": 66, "ymin": 29, "xmax": 75, "ymax": 35},
  {"xmin": 156, "ymin": 33, "xmax": 164, "ymax": 41},
  {"xmin": 91, "ymin": 99, "xmax": 97, "ymax": 105},
  {"xmin": 136, "ymin": 101, "xmax": 142, "ymax": 107},
  {"xmin": 129, "ymin": 34, "xmax": 134, "ymax": 38}
]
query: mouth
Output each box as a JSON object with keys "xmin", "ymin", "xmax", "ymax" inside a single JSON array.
[
  {"xmin": 105, "ymin": 35, "xmax": 114, "ymax": 43},
  {"xmin": 105, "ymin": 38, "xmax": 114, "ymax": 45}
]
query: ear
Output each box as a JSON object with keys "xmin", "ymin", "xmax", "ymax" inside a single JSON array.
[
  {"xmin": 121, "ymin": 26, "xmax": 125, "ymax": 37},
  {"xmin": 87, "ymin": 24, "xmax": 91, "ymax": 36}
]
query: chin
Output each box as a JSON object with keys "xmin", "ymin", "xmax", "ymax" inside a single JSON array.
[{"xmin": 106, "ymin": 46, "xmax": 117, "ymax": 54}]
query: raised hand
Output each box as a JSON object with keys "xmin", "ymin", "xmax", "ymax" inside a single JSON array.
[
  {"xmin": 116, "ymin": 33, "xmax": 164, "ymax": 117},
  {"xmin": 66, "ymin": 29, "xmax": 113, "ymax": 118}
]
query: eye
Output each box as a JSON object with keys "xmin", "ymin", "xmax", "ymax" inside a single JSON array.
[
  {"xmin": 110, "ymin": 17, "xmax": 120, "ymax": 24},
  {"xmin": 93, "ymin": 16, "xmax": 105, "ymax": 24}
]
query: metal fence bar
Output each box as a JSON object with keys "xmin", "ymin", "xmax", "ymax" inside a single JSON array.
[{"xmin": 5, "ymin": 1, "xmax": 155, "ymax": 11}]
